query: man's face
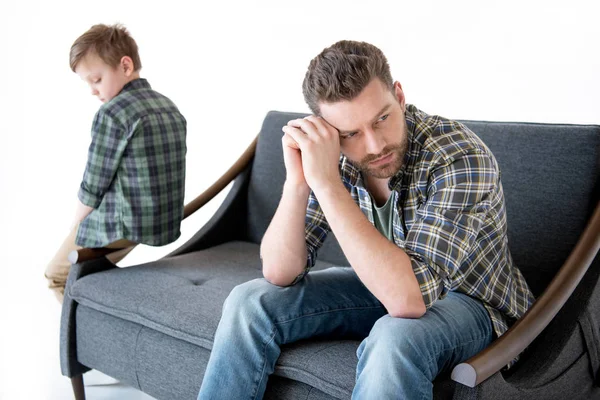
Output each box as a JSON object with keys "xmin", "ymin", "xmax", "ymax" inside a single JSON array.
[
  {"xmin": 319, "ymin": 79, "xmax": 409, "ymax": 180},
  {"xmin": 75, "ymin": 53, "xmax": 129, "ymax": 103}
]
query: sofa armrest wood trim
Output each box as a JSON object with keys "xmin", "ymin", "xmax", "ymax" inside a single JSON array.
[
  {"xmin": 68, "ymin": 135, "xmax": 258, "ymax": 264},
  {"xmin": 451, "ymin": 200, "xmax": 600, "ymax": 387}
]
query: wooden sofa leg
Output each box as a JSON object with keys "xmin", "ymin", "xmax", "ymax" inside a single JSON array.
[{"xmin": 71, "ymin": 375, "xmax": 86, "ymax": 400}]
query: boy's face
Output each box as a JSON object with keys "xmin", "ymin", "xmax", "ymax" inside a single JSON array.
[
  {"xmin": 75, "ymin": 53, "xmax": 131, "ymax": 103},
  {"xmin": 319, "ymin": 79, "xmax": 409, "ymax": 180}
]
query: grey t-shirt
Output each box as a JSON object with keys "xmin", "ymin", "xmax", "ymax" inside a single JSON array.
[{"xmin": 371, "ymin": 193, "xmax": 395, "ymax": 241}]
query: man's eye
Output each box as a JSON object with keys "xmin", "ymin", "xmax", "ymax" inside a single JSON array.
[
  {"xmin": 378, "ymin": 114, "xmax": 389, "ymax": 122},
  {"xmin": 342, "ymin": 132, "xmax": 357, "ymax": 139}
]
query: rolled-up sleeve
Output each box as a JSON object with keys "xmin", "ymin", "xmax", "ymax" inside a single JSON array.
[
  {"xmin": 405, "ymin": 150, "xmax": 498, "ymax": 308},
  {"xmin": 78, "ymin": 110, "xmax": 128, "ymax": 208}
]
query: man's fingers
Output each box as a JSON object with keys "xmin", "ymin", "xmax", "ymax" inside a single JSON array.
[
  {"xmin": 282, "ymin": 125, "xmax": 309, "ymax": 148},
  {"xmin": 288, "ymin": 116, "xmax": 338, "ymax": 140},
  {"xmin": 287, "ymin": 118, "xmax": 320, "ymax": 139},
  {"xmin": 282, "ymin": 132, "xmax": 300, "ymax": 150},
  {"xmin": 304, "ymin": 115, "xmax": 339, "ymax": 137}
]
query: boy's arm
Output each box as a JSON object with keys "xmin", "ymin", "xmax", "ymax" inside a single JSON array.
[
  {"xmin": 71, "ymin": 200, "xmax": 93, "ymax": 229},
  {"xmin": 78, "ymin": 110, "xmax": 128, "ymax": 210}
]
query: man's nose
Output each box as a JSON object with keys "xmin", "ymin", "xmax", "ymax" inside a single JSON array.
[{"xmin": 364, "ymin": 128, "xmax": 386, "ymax": 155}]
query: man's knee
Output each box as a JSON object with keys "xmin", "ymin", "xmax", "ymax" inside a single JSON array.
[
  {"xmin": 359, "ymin": 315, "xmax": 437, "ymax": 367},
  {"xmin": 222, "ymin": 278, "xmax": 279, "ymax": 317}
]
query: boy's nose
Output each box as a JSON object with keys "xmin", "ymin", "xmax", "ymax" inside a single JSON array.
[{"xmin": 90, "ymin": 87, "xmax": 99, "ymax": 96}]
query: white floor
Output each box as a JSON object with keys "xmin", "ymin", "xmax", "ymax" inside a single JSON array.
[
  {"xmin": 0, "ymin": 275, "xmax": 157, "ymax": 400},
  {"xmin": 0, "ymin": 256, "xmax": 159, "ymax": 400}
]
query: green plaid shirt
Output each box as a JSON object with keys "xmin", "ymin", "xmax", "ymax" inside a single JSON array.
[
  {"xmin": 76, "ymin": 79, "xmax": 187, "ymax": 248},
  {"xmin": 302, "ymin": 104, "xmax": 534, "ymax": 341}
]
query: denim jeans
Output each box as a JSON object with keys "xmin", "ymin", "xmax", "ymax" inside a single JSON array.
[{"xmin": 197, "ymin": 267, "xmax": 492, "ymax": 400}]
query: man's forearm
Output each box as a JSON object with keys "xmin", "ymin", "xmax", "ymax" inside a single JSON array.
[
  {"xmin": 260, "ymin": 182, "xmax": 311, "ymax": 286},
  {"xmin": 313, "ymin": 181, "xmax": 426, "ymax": 318}
]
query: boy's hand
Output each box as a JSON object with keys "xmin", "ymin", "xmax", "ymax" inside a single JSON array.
[{"xmin": 282, "ymin": 116, "xmax": 341, "ymax": 194}]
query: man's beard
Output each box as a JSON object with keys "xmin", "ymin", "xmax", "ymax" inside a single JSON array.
[{"xmin": 353, "ymin": 136, "xmax": 408, "ymax": 179}]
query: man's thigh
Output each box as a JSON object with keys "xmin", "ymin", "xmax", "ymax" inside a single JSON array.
[
  {"xmin": 229, "ymin": 266, "xmax": 388, "ymax": 341},
  {"xmin": 361, "ymin": 291, "xmax": 493, "ymax": 375}
]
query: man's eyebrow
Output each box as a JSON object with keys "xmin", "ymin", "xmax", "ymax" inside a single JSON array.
[{"xmin": 333, "ymin": 104, "xmax": 392, "ymax": 135}]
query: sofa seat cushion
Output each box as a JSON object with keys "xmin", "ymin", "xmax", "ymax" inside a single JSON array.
[
  {"xmin": 69, "ymin": 241, "xmax": 339, "ymax": 350},
  {"xmin": 70, "ymin": 241, "xmax": 267, "ymax": 349},
  {"xmin": 70, "ymin": 240, "xmax": 458, "ymax": 399}
]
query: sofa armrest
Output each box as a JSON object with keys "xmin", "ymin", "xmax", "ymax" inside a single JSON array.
[
  {"xmin": 67, "ymin": 135, "xmax": 258, "ymax": 264},
  {"xmin": 451, "ymin": 200, "xmax": 600, "ymax": 387}
]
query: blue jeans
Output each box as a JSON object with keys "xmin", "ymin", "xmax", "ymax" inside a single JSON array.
[{"xmin": 197, "ymin": 267, "xmax": 492, "ymax": 400}]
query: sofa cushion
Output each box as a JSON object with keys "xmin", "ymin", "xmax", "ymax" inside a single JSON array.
[
  {"xmin": 69, "ymin": 241, "xmax": 339, "ymax": 350},
  {"xmin": 70, "ymin": 241, "xmax": 265, "ymax": 349}
]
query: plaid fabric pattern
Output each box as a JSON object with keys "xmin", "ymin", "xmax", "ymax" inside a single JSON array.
[
  {"xmin": 301, "ymin": 104, "xmax": 534, "ymax": 342},
  {"xmin": 76, "ymin": 78, "xmax": 187, "ymax": 248}
]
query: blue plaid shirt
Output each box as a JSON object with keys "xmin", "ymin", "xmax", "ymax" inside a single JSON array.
[{"xmin": 301, "ymin": 104, "xmax": 534, "ymax": 341}]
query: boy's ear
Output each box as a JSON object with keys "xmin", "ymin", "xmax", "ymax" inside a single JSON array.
[{"xmin": 120, "ymin": 56, "xmax": 135, "ymax": 77}]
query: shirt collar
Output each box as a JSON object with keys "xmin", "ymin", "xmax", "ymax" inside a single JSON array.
[{"xmin": 120, "ymin": 78, "xmax": 151, "ymax": 94}]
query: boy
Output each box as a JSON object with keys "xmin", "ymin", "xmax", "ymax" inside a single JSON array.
[{"xmin": 45, "ymin": 24, "xmax": 187, "ymax": 303}]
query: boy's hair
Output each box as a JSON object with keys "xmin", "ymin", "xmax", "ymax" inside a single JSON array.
[
  {"xmin": 302, "ymin": 40, "xmax": 393, "ymax": 115},
  {"xmin": 69, "ymin": 24, "xmax": 142, "ymax": 72}
]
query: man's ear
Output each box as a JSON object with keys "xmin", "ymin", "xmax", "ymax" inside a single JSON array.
[
  {"xmin": 120, "ymin": 56, "xmax": 135, "ymax": 76},
  {"xmin": 393, "ymin": 81, "xmax": 406, "ymax": 112}
]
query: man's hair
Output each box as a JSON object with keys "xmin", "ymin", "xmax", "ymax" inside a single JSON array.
[
  {"xmin": 302, "ymin": 40, "xmax": 393, "ymax": 115},
  {"xmin": 69, "ymin": 24, "xmax": 142, "ymax": 72}
]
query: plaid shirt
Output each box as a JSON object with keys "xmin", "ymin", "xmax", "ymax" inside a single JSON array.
[
  {"xmin": 76, "ymin": 79, "xmax": 187, "ymax": 248},
  {"xmin": 302, "ymin": 104, "xmax": 534, "ymax": 341}
]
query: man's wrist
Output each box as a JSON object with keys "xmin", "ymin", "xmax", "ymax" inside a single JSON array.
[
  {"xmin": 311, "ymin": 179, "xmax": 347, "ymax": 202},
  {"xmin": 283, "ymin": 181, "xmax": 311, "ymax": 199}
]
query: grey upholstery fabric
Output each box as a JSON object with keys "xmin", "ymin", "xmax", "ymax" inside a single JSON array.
[
  {"xmin": 61, "ymin": 111, "xmax": 600, "ymax": 400},
  {"xmin": 265, "ymin": 377, "xmax": 337, "ymax": 400},
  {"xmin": 70, "ymin": 242, "xmax": 264, "ymax": 349},
  {"xmin": 69, "ymin": 241, "xmax": 349, "ymax": 399}
]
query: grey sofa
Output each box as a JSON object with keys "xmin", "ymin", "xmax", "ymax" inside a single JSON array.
[{"xmin": 60, "ymin": 111, "xmax": 600, "ymax": 400}]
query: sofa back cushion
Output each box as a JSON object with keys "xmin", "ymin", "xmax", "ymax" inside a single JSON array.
[{"xmin": 247, "ymin": 111, "xmax": 600, "ymax": 296}]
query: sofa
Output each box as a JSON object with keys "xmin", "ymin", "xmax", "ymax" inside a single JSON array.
[{"xmin": 60, "ymin": 111, "xmax": 600, "ymax": 399}]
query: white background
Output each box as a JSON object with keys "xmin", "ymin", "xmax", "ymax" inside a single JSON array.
[{"xmin": 0, "ymin": 0, "xmax": 598, "ymax": 398}]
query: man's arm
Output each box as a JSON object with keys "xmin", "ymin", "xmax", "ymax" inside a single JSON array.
[
  {"xmin": 313, "ymin": 181, "xmax": 426, "ymax": 318},
  {"xmin": 260, "ymin": 182, "xmax": 311, "ymax": 286},
  {"xmin": 260, "ymin": 133, "xmax": 313, "ymax": 286},
  {"xmin": 284, "ymin": 116, "xmax": 426, "ymax": 318}
]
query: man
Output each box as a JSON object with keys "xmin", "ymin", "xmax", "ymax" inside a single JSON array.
[{"xmin": 198, "ymin": 40, "xmax": 534, "ymax": 400}]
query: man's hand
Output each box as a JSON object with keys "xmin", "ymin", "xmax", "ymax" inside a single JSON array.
[
  {"xmin": 282, "ymin": 116, "xmax": 341, "ymax": 193},
  {"xmin": 281, "ymin": 130, "xmax": 308, "ymax": 190}
]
